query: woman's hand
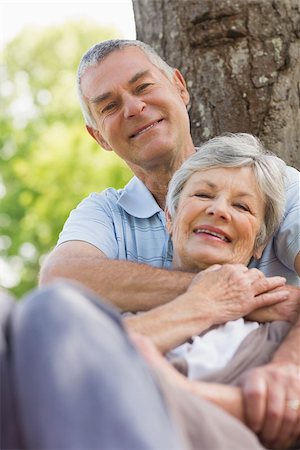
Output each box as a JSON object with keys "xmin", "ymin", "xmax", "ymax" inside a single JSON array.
[{"xmin": 183, "ymin": 264, "xmax": 288, "ymax": 329}]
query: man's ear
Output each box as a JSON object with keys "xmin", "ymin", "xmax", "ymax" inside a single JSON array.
[
  {"xmin": 165, "ymin": 208, "xmax": 173, "ymax": 236},
  {"xmin": 172, "ymin": 69, "xmax": 190, "ymax": 106},
  {"xmin": 86, "ymin": 125, "xmax": 112, "ymax": 151}
]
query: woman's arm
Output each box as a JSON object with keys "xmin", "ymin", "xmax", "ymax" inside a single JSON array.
[{"xmin": 129, "ymin": 331, "xmax": 245, "ymax": 422}]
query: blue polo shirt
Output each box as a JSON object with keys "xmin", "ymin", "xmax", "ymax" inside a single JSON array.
[
  {"xmin": 57, "ymin": 176, "xmax": 173, "ymax": 268},
  {"xmin": 57, "ymin": 167, "xmax": 300, "ymax": 285}
]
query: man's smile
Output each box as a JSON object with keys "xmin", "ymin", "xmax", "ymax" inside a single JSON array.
[{"xmin": 130, "ymin": 119, "xmax": 163, "ymax": 139}]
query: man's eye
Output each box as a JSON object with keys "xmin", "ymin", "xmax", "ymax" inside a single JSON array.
[
  {"xmin": 136, "ymin": 83, "xmax": 153, "ymax": 93},
  {"xmin": 102, "ymin": 103, "xmax": 116, "ymax": 113}
]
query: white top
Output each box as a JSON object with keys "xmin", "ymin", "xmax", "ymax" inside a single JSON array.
[{"xmin": 167, "ymin": 318, "xmax": 260, "ymax": 379}]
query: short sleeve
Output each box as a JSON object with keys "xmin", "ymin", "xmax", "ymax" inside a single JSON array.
[
  {"xmin": 274, "ymin": 166, "xmax": 300, "ymax": 270},
  {"xmin": 57, "ymin": 190, "xmax": 119, "ymax": 258}
]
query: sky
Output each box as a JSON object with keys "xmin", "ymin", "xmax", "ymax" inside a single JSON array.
[{"xmin": 0, "ymin": 0, "xmax": 136, "ymax": 49}]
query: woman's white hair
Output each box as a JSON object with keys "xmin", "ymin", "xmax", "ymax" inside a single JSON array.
[
  {"xmin": 77, "ymin": 39, "xmax": 175, "ymax": 128},
  {"xmin": 166, "ymin": 133, "xmax": 287, "ymax": 252}
]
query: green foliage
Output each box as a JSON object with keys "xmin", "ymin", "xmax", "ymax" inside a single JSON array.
[{"xmin": 0, "ymin": 21, "xmax": 132, "ymax": 298}]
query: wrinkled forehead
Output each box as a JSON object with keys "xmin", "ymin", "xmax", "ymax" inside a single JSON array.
[
  {"xmin": 179, "ymin": 166, "xmax": 264, "ymax": 204},
  {"xmin": 80, "ymin": 46, "xmax": 159, "ymax": 98}
]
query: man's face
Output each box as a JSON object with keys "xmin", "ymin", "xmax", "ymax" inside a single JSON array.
[{"xmin": 81, "ymin": 46, "xmax": 193, "ymax": 172}]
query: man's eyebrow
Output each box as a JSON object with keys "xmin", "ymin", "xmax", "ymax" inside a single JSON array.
[
  {"xmin": 129, "ymin": 70, "xmax": 150, "ymax": 84},
  {"xmin": 89, "ymin": 70, "xmax": 150, "ymax": 105},
  {"xmin": 90, "ymin": 92, "xmax": 112, "ymax": 105}
]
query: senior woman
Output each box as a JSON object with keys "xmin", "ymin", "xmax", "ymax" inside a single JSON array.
[
  {"xmin": 130, "ymin": 133, "xmax": 300, "ymax": 448},
  {"xmin": 164, "ymin": 132, "xmax": 298, "ymax": 378}
]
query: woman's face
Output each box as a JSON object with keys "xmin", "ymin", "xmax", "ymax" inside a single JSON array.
[{"xmin": 167, "ymin": 166, "xmax": 266, "ymax": 272}]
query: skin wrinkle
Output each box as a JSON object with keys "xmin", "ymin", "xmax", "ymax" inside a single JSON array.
[
  {"xmin": 168, "ymin": 166, "xmax": 265, "ymax": 272},
  {"xmin": 82, "ymin": 47, "xmax": 194, "ymax": 201}
]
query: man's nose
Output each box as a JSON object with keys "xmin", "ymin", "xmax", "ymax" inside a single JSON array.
[
  {"xmin": 123, "ymin": 94, "xmax": 146, "ymax": 118},
  {"xmin": 206, "ymin": 198, "xmax": 231, "ymax": 221}
]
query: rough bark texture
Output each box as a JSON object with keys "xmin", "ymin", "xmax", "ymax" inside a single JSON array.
[{"xmin": 132, "ymin": 0, "xmax": 300, "ymax": 169}]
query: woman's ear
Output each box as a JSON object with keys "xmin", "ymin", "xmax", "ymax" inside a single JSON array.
[
  {"xmin": 253, "ymin": 244, "xmax": 265, "ymax": 260},
  {"xmin": 86, "ymin": 126, "xmax": 112, "ymax": 151},
  {"xmin": 165, "ymin": 208, "xmax": 173, "ymax": 236}
]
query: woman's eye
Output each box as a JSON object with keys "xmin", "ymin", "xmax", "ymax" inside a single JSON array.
[
  {"xmin": 235, "ymin": 203, "xmax": 250, "ymax": 212},
  {"xmin": 194, "ymin": 193, "xmax": 211, "ymax": 199}
]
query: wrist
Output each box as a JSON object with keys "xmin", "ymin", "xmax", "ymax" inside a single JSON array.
[{"xmin": 172, "ymin": 292, "xmax": 215, "ymax": 335}]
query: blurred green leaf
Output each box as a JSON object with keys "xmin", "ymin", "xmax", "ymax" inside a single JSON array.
[{"xmin": 0, "ymin": 21, "xmax": 132, "ymax": 298}]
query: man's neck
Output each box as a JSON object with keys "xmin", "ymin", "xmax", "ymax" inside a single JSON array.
[{"xmin": 130, "ymin": 145, "xmax": 196, "ymax": 209}]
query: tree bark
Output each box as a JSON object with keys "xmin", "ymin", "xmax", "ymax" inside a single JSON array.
[{"xmin": 132, "ymin": 0, "xmax": 300, "ymax": 169}]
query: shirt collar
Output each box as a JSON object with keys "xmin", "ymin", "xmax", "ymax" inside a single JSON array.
[{"xmin": 117, "ymin": 176, "xmax": 162, "ymax": 218}]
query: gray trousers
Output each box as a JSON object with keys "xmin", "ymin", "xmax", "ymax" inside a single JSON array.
[{"xmin": 0, "ymin": 281, "xmax": 263, "ymax": 450}]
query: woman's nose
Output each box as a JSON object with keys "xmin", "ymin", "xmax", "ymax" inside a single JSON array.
[{"xmin": 206, "ymin": 198, "xmax": 231, "ymax": 221}]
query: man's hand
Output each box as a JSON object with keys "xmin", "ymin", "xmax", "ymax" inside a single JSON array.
[
  {"xmin": 239, "ymin": 362, "xmax": 300, "ymax": 448},
  {"xmin": 247, "ymin": 285, "xmax": 300, "ymax": 323}
]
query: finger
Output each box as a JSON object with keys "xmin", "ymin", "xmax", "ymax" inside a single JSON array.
[
  {"xmin": 247, "ymin": 268, "xmax": 265, "ymax": 280},
  {"xmin": 242, "ymin": 371, "xmax": 267, "ymax": 433},
  {"xmin": 255, "ymin": 289, "xmax": 289, "ymax": 309},
  {"xmin": 253, "ymin": 276, "xmax": 286, "ymax": 296},
  {"xmin": 259, "ymin": 382, "xmax": 285, "ymax": 443},
  {"xmin": 269, "ymin": 404, "xmax": 300, "ymax": 449}
]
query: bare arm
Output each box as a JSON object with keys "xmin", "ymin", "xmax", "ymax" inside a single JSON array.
[
  {"xmin": 240, "ymin": 308, "xmax": 300, "ymax": 449},
  {"xmin": 126, "ymin": 265, "xmax": 288, "ymax": 353},
  {"xmin": 39, "ymin": 241, "xmax": 194, "ymax": 312},
  {"xmin": 130, "ymin": 332, "xmax": 245, "ymax": 421},
  {"xmin": 295, "ymin": 251, "xmax": 300, "ymax": 276}
]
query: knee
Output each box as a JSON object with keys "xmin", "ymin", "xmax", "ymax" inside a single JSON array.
[{"xmin": 13, "ymin": 280, "xmax": 122, "ymax": 349}]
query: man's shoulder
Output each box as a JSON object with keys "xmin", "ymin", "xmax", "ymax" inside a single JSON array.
[
  {"xmin": 284, "ymin": 165, "xmax": 299, "ymax": 191},
  {"xmin": 283, "ymin": 165, "xmax": 299, "ymax": 213},
  {"xmin": 76, "ymin": 178, "xmax": 136, "ymax": 210}
]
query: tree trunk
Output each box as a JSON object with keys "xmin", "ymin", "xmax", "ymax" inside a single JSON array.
[{"xmin": 132, "ymin": 0, "xmax": 300, "ymax": 169}]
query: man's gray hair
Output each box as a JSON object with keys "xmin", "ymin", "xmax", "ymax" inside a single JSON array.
[
  {"xmin": 77, "ymin": 39, "xmax": 175, "ymax": 128},
  {"xmin": 166, "ymin": 133, "xmax": 287, "ymax": 252}
]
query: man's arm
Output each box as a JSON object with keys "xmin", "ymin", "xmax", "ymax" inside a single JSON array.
[
  {"xmin": 246, "ymin": 251, "xmax": 299, "ymax": 323},
  {"xmin": 126, "ymin": 265, "xmax": 288, "ymax": 353},
  {"xmin": 247, "ymin": 284, "xmax": 300, "ymax": 323},
  {"xmin": 39, "ymin": 241, "xmax": 194, "ymax": 312},
  {"xmin": 240, "ymin": 309, "xmax": 300, "ymax": 449},
  {"xmin": 295, "ymin": 252, "xmax": 300, "ymax": 276}
]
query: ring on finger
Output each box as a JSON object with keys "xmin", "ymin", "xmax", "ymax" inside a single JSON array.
[{"xmin": 286, "ymin": 399, "xmax": 300, "ymax": 410}]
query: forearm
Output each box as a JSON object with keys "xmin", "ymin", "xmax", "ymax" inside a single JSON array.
[
  {"xmin": 125, "ymin": 293, "xmax": 214, "ymax": 353},
  {"xmin": 126, "ymin": 266, "xmax": 291, "ymax": 353},
  {"xmin": 190, "ymin": 381, "xmax": 245, "ymax": 423},
  {"xmin": 130, "ymin": 332, "xmax": 246, "ymax": 423},
  {"xmin": 39, "ymin": 243, "xmax": 193, "ymax": 312},
  {"xmin": 271, "ymin": 312, "xmax": 300, "ymax": 365}
]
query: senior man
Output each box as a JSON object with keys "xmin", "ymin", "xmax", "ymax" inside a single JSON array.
[{"xmin": 40, "ymin": 39, "xmax": 300, "ymax": 448}]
